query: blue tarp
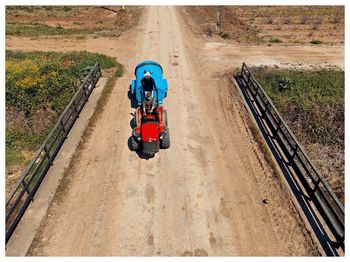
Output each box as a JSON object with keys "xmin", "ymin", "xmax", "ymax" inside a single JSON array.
[{"xmin": 130, "ymin": 60, "xmax": 168, "ymax": 105}]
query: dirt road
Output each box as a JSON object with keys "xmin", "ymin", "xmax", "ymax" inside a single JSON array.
[{"xmin": 25, "ymin": 6, "xmax": 322, "ymax": 256}]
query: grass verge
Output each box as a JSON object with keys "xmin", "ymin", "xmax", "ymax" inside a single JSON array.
[
  {"xmin": 6, "ymin": 148, "xmax": 24, "ymax": 167},
  {"xmin": 250, "ymin": 67, "xmax": 344, "ymax": 146},
  {"xmin": 6, "ymin": 50, "xmax": 121, "ymax": 193},
  {"xmin": 6, "ymin": 22, "xmax": 95, "ymax": 37},
  {"xmin": 250, "ymin": 67, "xmax": 344, "ymax": 202}
]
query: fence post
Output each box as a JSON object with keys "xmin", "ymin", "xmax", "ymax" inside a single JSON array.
[
  {"xmin": 216, "ymin": 8, "xmax": 222, "ymax": 35},
  {"xmin": 60, "ymin": 119, "xmax": 67, "ymax": 138},
  {"xmin": 82, "ymin": 83, "xmax": 89, "ymax": 99},
  {"xmin": 273, "ymin": 118, "xmax": 282, "ymax": 139},
  {"xmin": 312, "ymin": 178, "xmax": 322, "ymax": 195},
  {"xmin": 290, "ymin": 144, "xmax": 298, "ymax": 161},
  {"xmin": 73, "ymin": 100, "xmax": 78, "ymax": 115},
  {"xmin": 98, "ymin": 63, "xmax": 102, "ymax": 77},
  {"xmin": 261, "ymin": 100, "xmax": 269, "ymax": 119},
  {"xmin": 44, "ymin": 145, "xmax": 51, "ymax": 161},
  {"xmin": 21, "ymin": 180, "xmax": 33, "ymax": 202}
]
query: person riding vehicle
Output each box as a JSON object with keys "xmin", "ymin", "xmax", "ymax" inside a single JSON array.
[
  {"xmin": 142, "ymin": 91, "xmax": 156, "ymax": 116},
  {"xmin": 141, "ymin": 71, "xmax": 155, "ymax": 92}
]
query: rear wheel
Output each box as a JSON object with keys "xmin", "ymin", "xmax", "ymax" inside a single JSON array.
[
  {"xmin": 160, "ymin": 128, "xmax": 170, "ymax": 149},
  {"xmin": 131, "ymin": 136, "xmax": 140, "ymax": 150}
]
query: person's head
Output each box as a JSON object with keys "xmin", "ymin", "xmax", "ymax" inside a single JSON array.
[
  {"xmin": 144, "ymin": 72, "xmax": 151, "ymax": 79},
  {"xmin": 146, "ymin": 91, "xmax": 152, "ymax": 100}
]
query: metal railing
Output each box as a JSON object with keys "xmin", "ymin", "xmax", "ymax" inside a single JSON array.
[
  {"xmin": 5, "ymin": 62, "xmax": 101, "ymax": 243},
  {"xmin": 236, "ymin": 63, "xmax": 344, "ymax": 246}
]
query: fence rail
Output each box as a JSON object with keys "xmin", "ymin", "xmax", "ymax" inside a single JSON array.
[
  {"xmin": 5, "ymin": 62, "xmax": 101, "ymax": 243},
  {"xmin": 236, "ymin": 63, "xmax": 344, "ymax": 246}
]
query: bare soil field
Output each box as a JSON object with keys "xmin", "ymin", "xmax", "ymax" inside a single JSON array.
[
  {"xmin": 5, "ymin": 6, "xmax": 344, "ymax": 256},
  {"xmin": 6, "ymin": 6, "xmax": 143, "ymax": 37},
  {"xmin": 181, "ymin": 6, "xmax": 344, "ymax": 46}
]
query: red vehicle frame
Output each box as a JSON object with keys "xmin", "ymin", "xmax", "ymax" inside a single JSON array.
[{"xmin": 131, "ymin": 106, "xmax": 170, "ymax": 156}]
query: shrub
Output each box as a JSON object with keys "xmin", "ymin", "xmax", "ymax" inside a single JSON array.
[
  {"xmin": 63, "ymin": 6, "xmax": 72, "ymax": 12},
  {"xmin": 220, "ymin": 32, "xmax": 230, "ymax": 39},
  {"xmin": 310, "ymin": 39, "xmax": 322, "ymax": 44},
  {"xmin": 6, "ymin": 50, "xmax": 119, "ymax": 119},
  {"xmin": 269, "ymin": 38, "xmax": 283, "ymax": 43}
]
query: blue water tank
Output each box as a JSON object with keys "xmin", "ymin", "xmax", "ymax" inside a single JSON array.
[{"xmin": 130, "ymin": 60, "xmax": 168, "ymax": 106}]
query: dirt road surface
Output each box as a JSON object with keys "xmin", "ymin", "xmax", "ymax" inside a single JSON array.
[{"xmin": 21, "ymin": 6, "xmax": 327, "ymax": 256}]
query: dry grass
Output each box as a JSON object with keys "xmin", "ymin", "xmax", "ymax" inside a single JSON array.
[
  {"xmin": 250, "ymin": 67, "xmax": 344, "ymax": 203},
  {"xmin": 6, "ymin": 6, "xmax": 143, "ymax": 38},
  {"xmin": 181, "ymin": 6, "xmax": 344, "ymax": 45}
]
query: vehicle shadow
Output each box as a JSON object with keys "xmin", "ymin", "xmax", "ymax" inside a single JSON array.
[
  {"xmin": 127, "ymin": 136, "xmax": 154, "ymax": 160},
  {"xmin": 128, "ymin": 88, "xmax": 139, "ymax": 109}
]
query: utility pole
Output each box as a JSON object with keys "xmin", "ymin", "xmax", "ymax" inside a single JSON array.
[{"xmin": 216, "ymin": 7, "xmax": 222, "ymax": 35}]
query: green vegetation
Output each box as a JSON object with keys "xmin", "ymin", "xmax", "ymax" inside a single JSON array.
[
  {"xmin": 269, "ymin": 38, "xmax": 283, "ymax": 43},
  {"xmin": 6, "ymin": 50, "xmax": 121, "ymax": 169},
  {"xmin": 310, "ymin": 39, "xmax": 322, "ymax": 44},
  {"xmin": 6, "ymin": 128, "xmax": 51, "ymax": 152},
  {"xmin": 251, "ymin": 67, "xmax": 344, "ymax": 147},
  {"xmin": 220, "ymin": 32, "xmax": 230, "ymax": 39},
  {"xmin": 6, "ymin": 22, "xmax": 95, "ymax": 36},
  {"xmin": 6, "ymin": 50, "xmax": 117, "ymax": 116},
  {"xmin": 6, "ymin": 6, "xmax": 82, "ymax": 16},
  {"xmin": 6, "ymin": 148, "xmax": 25, "ymax": 167},
  {"xmin": 114, "ymin": 63, "xmax": 124, "ymax": 77},
  {"xmin": 5, "ymin": 6, "xmax": 139, "ymax": 38},
  {"xmin": 251, "ymin": 67, "xmax": 344, "ymax": 202}
]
